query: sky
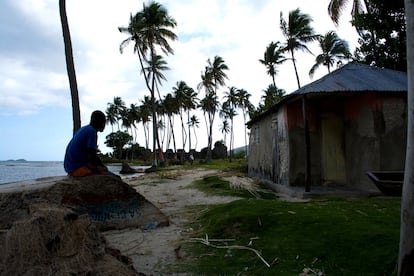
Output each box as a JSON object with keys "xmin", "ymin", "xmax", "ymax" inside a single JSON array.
[{"xmin": 0, "ymin": 0, "xmax": 359, "ymax": 161}]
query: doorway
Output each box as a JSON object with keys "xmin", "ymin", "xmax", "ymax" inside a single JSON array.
[{"xmin": 321, "ymin": 112, "xmax": 346, "ymax": 185}]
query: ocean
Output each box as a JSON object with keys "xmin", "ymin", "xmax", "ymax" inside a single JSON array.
[{"xmin": 0, "ymin": 161, "xmax": 146, "ymax": 184}]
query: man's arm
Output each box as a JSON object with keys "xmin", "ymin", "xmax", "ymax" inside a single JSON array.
[{"xmin": 87, "ymin": 148, "xmax": 105, "ymax": 167}]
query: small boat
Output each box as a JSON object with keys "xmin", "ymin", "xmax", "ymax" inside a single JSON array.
[{"xmin": 366, "ymin": 171, "xmax": 403, "ymax": 196}]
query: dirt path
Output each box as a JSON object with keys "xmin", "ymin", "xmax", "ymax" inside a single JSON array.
[{"xmin": 103, "ymin": 168, "xmax": 247, "ymax": 275}]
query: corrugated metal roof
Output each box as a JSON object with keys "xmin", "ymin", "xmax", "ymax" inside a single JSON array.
[
  {"xmin": 247, "ymin": 63, "xmax": 407, "ymax": 126},
  {"xmin": 292, "ymin": 62, "xmax": 407, "ymax": 95}
]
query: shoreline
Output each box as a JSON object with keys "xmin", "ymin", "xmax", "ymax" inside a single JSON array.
[{"xmin": 0, "ymin": 161, "xmax": 150, "ymax": 185}]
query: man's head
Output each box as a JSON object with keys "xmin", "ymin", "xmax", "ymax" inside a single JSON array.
[{"xmin": 90, "ymin": 110, "xmax": 106, "ymax": 132}]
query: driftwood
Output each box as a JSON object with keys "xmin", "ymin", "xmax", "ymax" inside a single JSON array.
[{"xmin": 190, "ymin": 234, "xmax": 271, "ymax": 268}]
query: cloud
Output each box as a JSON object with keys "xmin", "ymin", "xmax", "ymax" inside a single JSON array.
[{"xmin": 0, "ymin": 0, "xmax": 360, "ymax": 157}]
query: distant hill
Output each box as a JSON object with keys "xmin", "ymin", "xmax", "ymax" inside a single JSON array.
[{"xmin": 230, "ymin": 145, "xmax": 248, "ymax": 154}]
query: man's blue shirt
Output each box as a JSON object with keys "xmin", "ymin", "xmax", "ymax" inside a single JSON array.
[{"xmin": 64, "ymin": 125, "xmax": 98, "ymax": 173}]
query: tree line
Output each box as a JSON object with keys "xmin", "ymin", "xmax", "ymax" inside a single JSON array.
[{"xmin": 109, "ymin": 0, "xmax": 405, "ymax": 165}]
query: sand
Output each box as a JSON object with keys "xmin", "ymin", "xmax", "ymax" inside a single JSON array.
[{"xmin": 103, "ymin": 168, "xmax": 257, "ymax": 275}]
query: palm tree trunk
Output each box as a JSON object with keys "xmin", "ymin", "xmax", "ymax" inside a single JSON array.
[
  {"xmin": 188, "ymin": 111, "xmax": 192, "ymax": 153},
  {"xmin": 59, "ymin": 0, "xmax": 80, "ymax": 135},
  {"xmin": 291, "ymin": 50, "xmax": 301, "ymax": 89},
  {"xmin": 229, "ymin": 118, "xmax": 234, "ymax": 162},
  {"xmin": 150, "ymin": 49, "xmax": 160, "ymax": 166},
  {"xmin": 179, "ymin": 111, "xmax": 186, "ymax": 161},
  {"xmin": 151, "ymin": 91, "xmax": 158, "ymax": 165},
  {"xmin": 193, "ymin": 127, "xmax": 198, "ymax": 150},
  {"xmin": 243, "ymin": 110, "xmax": 248, "ymax": 157},
  {"xmin": 207, "ymin": 112, "xmax": 214, "ymax": 162},
  {"xmin": 167, "ymin": 115, "xmax": 177, "ymax": 159},
  {"xmin": 398, "ymin": 1, "xmax": 414, "ymax": 274},
  {"xmin": 272, "ymin": 74, "xmax": 276, "ymax": 87},
  {"xmin": 143, "ymin": 122, "xmax": 149, "ymax": 150}
]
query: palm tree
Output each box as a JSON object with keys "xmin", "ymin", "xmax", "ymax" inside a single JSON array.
[
  {"xmin": 309, "ymin": 31, "xmax": 351, "ymax": 77},
  {"xmin": 223, "ymin": 86, "xmax": 239, "ymax": 161},
  {"xmin": 129, "ymin": 103, "xmax": 141, "ymax": 144},
  {"xmin": 219, "ymin": 119, "xmax": 230, "ymax": 148},
  {"xmin": 197, "ymin": 66, "xmax": 214, "ymax": 95},
  {"xmin": 198, "ymin": 56, "xmax": 228, "ymax": 161},
  {"xmin": 224, "ymin": 86, "xmax": 239, "ymax": 109},
  {"xmin": 199, "ymin": 92, "xmax": 220, "ymax": 161},
  {"xmin": 183, "ymin": 86, "xmax": 198, "ymax": 153},
  {"xmin": 144, "ymin": 53, "xmax": 170, "ymax": 100},
  {"xmin": 188, "ymin": 115, "xmax": 200, "ymax": 150},
  {"xmin": 157, "ymin": 117, "xmax": 166, "ymax": 151},
  {"xmin": 59, "ymin": 0, "xmax": 80, "ymax": 135},
  {"xmin": 140, "ymin": 96, "xmax": 152, "ymax": 150},
  {"xmin": 105, "ymin": 103, "xmax": 117, "ymax": 133},
  {"xmin": 119, "ymin": 1, "xmax": 177, "ymax": 166},
  {"xmin": 328, "ymin": 0, "xmax": 367, "ymax": 26},
  {"xmin": 219, "ymin": 101, "xmax": 237, "ymax": 162},
  {"xmin": 162, "ymin": 93, "xmax": 178, "ymax": 158},
  {"xmin": 280, "ymin": 8, "xmax": 320, "ymax": 88},
  {"xmin": 237, "ymin": 88, "xmax": 253, "ymax": 156},
  {"xmin": 112, "ymin": 96, "xmax": 126, "ymax": 131},
  {"xmin": 173, "ymin": 81, "xmax": 190, "ymax": 161},
  {"xmin": 260, "ymin": 84, "xmax": 286, "ymax": 111},
  {"xmin": 120, "ymin": 107, "xmax": 135, "ymax": 160},
  {"xmin": 208, "ymin": 56, "xmax": 229, "ymax": 94},
  {"xmin": 399, "ymin": 1, "xmax": 414, "ymax": 274},
  {"xmin": 259, "ymin": 41, "xmax": 287, "ymax": 87}
]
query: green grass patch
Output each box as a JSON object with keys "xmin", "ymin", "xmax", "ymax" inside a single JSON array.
[
  {"xmin": 196, "ymin": 158, "xmax": 248, "ymax": 173},
  {"xmin": 189, "ymin": 175, "xmax": 279, "ymax": 199},
  {"xmin": 146, "ymin": 158, "xmax": 248, "ymax": 175},
  {"xmin": 181, "ymin": 197, "xmax": 400, "ymax": 275}
]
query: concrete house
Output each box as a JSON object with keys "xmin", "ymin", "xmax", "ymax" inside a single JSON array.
[{"xmin": 247, "ymin": 63, "xmax": 407, "ymax": 193}]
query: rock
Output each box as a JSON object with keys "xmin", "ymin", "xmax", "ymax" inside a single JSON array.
[
  {"xmin": 0, "ymin": 175, "xmax": 169, "ymax": 230},
  {"xmin": 120, "ymin": 162, "xmax": 140, "ymax": 174},
  {"xmin": 0, "ymin": 203, "xmax": 138, "ymax": 275}
]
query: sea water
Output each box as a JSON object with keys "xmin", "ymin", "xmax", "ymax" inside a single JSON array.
[{"xmin": 0, "ymin": 161, "xmax": 145, "ymax": 184}]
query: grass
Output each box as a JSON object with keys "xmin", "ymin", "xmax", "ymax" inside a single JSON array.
[
  {"xmin": 122, "ymin": 159, "xmax": 400, "ymax": 275},
  {"xmin": 173, "ymin": 171, "xmax": 401, "ymax": 275},
  {"xmin": 189, "ymin": 175, "xmax": 279, "ymax": 200},
  {"xmin": 184, "ymin": 198, "xmax": 400, "ymax": 275},
  {"xmin": 153, "ymin": 158, "xmax": 248, "ymax": 173}
]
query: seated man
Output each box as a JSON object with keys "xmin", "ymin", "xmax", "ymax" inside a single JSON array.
[{"xmin": 64, "ymin": 110, "xmax": 113, "ymax": 177}]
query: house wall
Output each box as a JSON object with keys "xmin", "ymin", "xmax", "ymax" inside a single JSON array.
[
  {"xmin": 248, "ymin": 108, "xmax": 290, "ymax": 184},
  {"xmin": 285, "ymin": 100, "xmax": 321, "ymax": 186},
  {"xmin": 248, "ymin": 92, "xmax": 406, "ymax": 192},
  {"xmin": 344, "ymin": 93, "xmax": 406, "ymax": 190},
  {"xmin": 248, "ymin": 114, "xmax": 275, "ymax": 182}
]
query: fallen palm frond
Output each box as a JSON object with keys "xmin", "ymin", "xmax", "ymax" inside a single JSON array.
[{"xmin": 190, "ymin": 234, "xmax": 271, "ymax": 268}]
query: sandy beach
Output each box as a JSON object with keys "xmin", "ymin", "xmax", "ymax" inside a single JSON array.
[{"xmin": 103, "ymin": 168, "xmax": 257, "ymax": 275}]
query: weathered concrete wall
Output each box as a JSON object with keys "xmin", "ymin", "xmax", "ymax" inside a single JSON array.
[
  {"xmin": 276, "ymin": 107, "xmax": 289, "ymax": 185},
  {"xmin": 345, "ymin": 95, "xmax": 380, "ymax": 190},
  {"xmin": 380, "ymin": 97, "xmax": 407, "ymax": 170},
  {"xmin": 248, "ymin": 114, "xmax": 274, "ymax": 181},
  {"xmin": 286, "ymin": 101, "xmax": 321, "ymax": 186},
  {"xmin": 248, "ymin": 107, "xmax": 291, "ymax": 187},
  {"xmin": 345, "ymin": 94, "xmax": 406, "ymax": 190},
  {"xmin": 248, "ymin": 92, "xmax": 406, "ymax": 193}
]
